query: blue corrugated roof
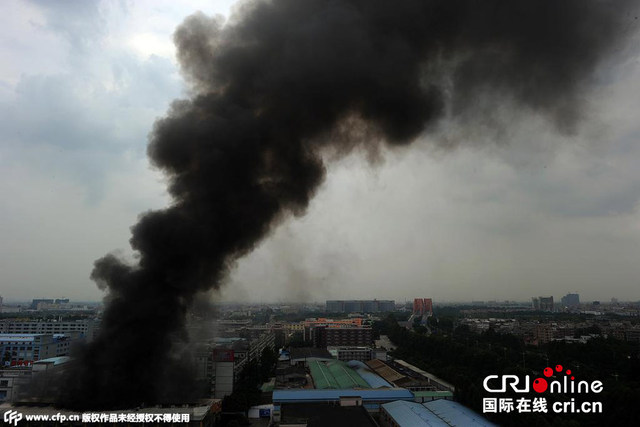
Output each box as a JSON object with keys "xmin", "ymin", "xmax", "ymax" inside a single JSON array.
[
  {"xmin": 347, "ymin": 360, "xmax": 393, "ymax": 388},
  {"xmin": 382, "ymin": 401, "xmax": 449, "ymax": 426},
  {"xmin": 273, "ymin": 388, "xmax": 414, "ymax": 403},
  {"xmin": 423, "ymin": 400, "xmax": 497, "ymax": 427}
]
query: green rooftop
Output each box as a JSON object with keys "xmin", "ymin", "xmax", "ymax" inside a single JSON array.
[
  {"xmin": 261, "ymin": 378, "xmax": 275, "ymax": 392},
  {"xmin": 309, "ymin": 360, "xmax": 370, "ymax": 389}
]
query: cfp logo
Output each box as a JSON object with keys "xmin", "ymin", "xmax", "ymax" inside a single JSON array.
[{"xmin": 3, "ymin": 410, "xmax": 23, "ymax": 426}]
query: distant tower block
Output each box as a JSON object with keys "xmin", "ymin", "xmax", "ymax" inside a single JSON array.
[{"xmin": 413, "ymin": 298, "xmax": 433, "ymax": 316}]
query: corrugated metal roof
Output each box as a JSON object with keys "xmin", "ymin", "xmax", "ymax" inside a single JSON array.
[
  {"xmin": 309, "ymin": 361, "xmax": 339, "ymax": 389},
  {"xmin": 366, "ymin": 359, "xmax": 406, "ymax": 383},
  {"xmin": 382, "ymin": 401, "xmax": 449, "ymax": 426},
  {"xmin": 381, "ymin": 400, "xmax": 496, "ymax": 427},
  {"xmin": 423, "ymin": 400, "xmax": 497, "ymax": 427},
  {"xmin": 347, "ymin": 360, "xmax": 393, "ymax": 388},
  {"xmin": 395, "ymin": 360, "xmax": 455, "ymax": 391},
  {"xmin": 261, "ymin": 378, "xmax": 275, "ymax": 392},
  {"xmin": 273, "ymin": 388, "xmax": 414, "ymax": 403},
  {"xmin": 327, "ymin": 361, "xmax": 370, "ymax": 389},
  {"xmin": 367, "ymin": 359, "xmax": 386, "ymax": 369},
  {"xmin": 309, "ymin": 360, "xmax": 370, "ymax": 389}
]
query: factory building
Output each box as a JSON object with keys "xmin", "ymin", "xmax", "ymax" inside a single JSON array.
[
  {"xmin": 0, "ymin": 320, "xmax": 96, "ymax": 341},
  {"xmin": 0, "ymin": 356, "xmax": 71, "ymax": 403},
  {"xmin": 365, "ymin": 359, "xmax": 455, "ymax": 396},
  {"xmin": 0, "ymin": 333, "xmax": 81, "ymax": 366},
  {"xmin": 273, "ymin": 388, "xmax": 415, "ymax": 416},
  {"xmin": 380, "ymin": 399, "xmax": 496, "ymax": 427}
]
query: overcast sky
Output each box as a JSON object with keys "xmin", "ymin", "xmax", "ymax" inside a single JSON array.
[{"xmin": 2, "ymin": 0, "xmax": 640, "ymax": 304}]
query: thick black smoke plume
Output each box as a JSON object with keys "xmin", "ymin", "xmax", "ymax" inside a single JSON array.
[{"xmin": 63, "ymin": 0, "xmax": 634, "ymax": 409}]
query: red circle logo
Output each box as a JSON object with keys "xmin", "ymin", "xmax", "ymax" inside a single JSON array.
[{"xmin": 533, "ymin": 378, "xmax": 548, "ymax": 393}]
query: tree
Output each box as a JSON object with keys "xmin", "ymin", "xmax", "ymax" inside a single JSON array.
[
  {"xmin": 288, "ymin": 332, "xmax": 311, "ymax": 348},
  {"xmin": 259, "ymin": 348, "xmax": 277, "ymax": 382}
]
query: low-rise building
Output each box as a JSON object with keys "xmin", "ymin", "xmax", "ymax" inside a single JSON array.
[
  {"xmin": 1, "ymin": 356, "xmax": 70, "ymax": 403},
  {"xmin": 327, "ymin": 346, "xmax": 374, "ymax": 362},
  {"xmin": 272, "ymin": 388, "xmax": 415, "ymax": 416},
  {"xmin": 277, "ymin": 403, "xmax": 377, "ymax": 426},
  {"xmin": 289, "ymin": 348, "xmax": 333, "ymax": 367},
  {"xmin": 380, "ymin": 399, "xmax": 496, "ymax": 426},
  {"xmin": 1, "ymin": 333, "xmax": 81, "ymax": 366},
  {"xmin": 209, "ymin": 330, "xmax": 276, "ymax": 398}
]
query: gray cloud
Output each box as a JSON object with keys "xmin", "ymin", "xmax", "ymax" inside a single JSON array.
[{"xmin": 1, "ymin": 0, "xmax": 640, "ymax": 310}]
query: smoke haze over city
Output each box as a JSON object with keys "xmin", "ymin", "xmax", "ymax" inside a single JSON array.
[
  {"xmin": 2, "ymin": 1, "xmax": 640, "ymax": 308},
  {"xmin": 5, "ymin": 0, "xmax": 627, "ymax": 409}
]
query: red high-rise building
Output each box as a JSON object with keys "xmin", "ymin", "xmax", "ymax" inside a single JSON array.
[
  {"xmin": 413, "ymin": 298, "xmax": 423, "ymax": 315},
  {"xmin": 424, "ymin": 298, "xmax": 433, "ymax": 315},
  {"xmin": 413, "ymin": 298, "xmax": 433, "ymax": 316}
]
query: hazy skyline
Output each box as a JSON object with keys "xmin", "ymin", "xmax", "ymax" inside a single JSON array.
[{"xmin": 2, "ymin": 0, "xmax": 640, "ymax": 304}]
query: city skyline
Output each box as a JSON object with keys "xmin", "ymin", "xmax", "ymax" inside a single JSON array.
[{"xmin": 0, "ymin": 292, "xmax": 632, "ymax": 306}]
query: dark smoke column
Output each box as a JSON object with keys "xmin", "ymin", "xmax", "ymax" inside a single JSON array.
[{"xmin": 64, "ymin": 0, "xmax": 633, "ymax": 409}]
